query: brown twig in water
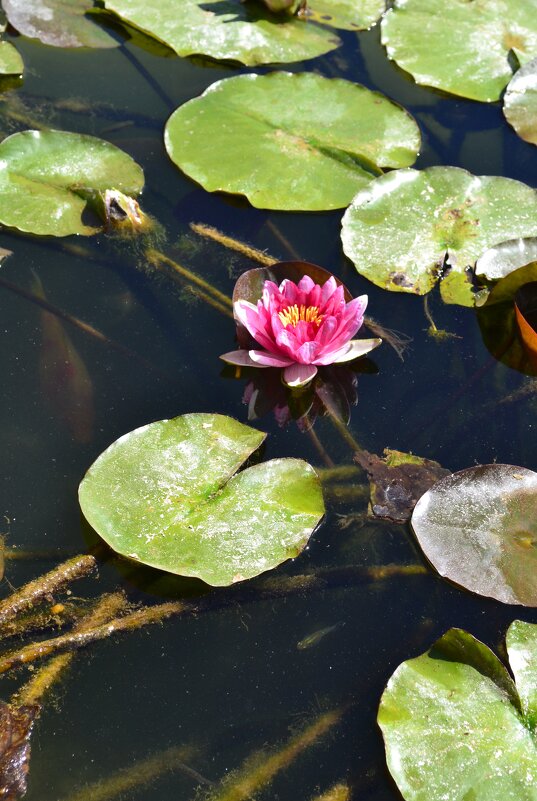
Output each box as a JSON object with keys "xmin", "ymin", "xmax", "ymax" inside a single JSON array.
[
  {"xmin": 190, "ymin": 223, "xmax": 276, "ymax": 267},
  {"xmin": 307, "ymin": 427, "xmax": 335, "ymax": 467},
  {"xmin": 317, "ymin": 465, "xmax": 362, "ymax": 482},
  {"xmin": 146, "ymin": 248, "xmax": 233, "ymax": 309},
  {"xmin": 183, "ymin": 285, "xmax": 234, "ymax": 319},
  {"xmin": 0, "ymin": 555, "xmax": 97, "ymax": 629},
  {"xmin": 14, "ymin": 593, "xmax": 128, "ymax": 707},
  {"xmin": 61, "ymin": 744, "xmax": 211, "ymax": 801},
  {"xmin": 265, "ymin": 219, "xmax": 301, "ymax": 261},
  {"xmin": 311, "ymin": 784, "xmax": 350, "ymax": 801}
]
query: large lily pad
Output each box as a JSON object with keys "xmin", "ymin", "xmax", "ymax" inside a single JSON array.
[
  {"xmin": 504, "ymin": 57, "xmax": 537, "ymax": 146},
  {"xmin": 411, "ymin": 463, "xmax": 537, "ymax": 605},
  {"xmin": 381, "ymin": 0, "xmax": 537, "ymax": 102},
  {"xmin": 3, "ymin": 0, "xmax": 119, "ymax": 48},
  {"xmin": 165, "ymin": 72, "xmax": 420, "ymax": 211},
  {"xmin": 0, "ymin": 42, "xmax": 23, "ymax": 75},
  {"xmin": 78, "ymin": 413, "xmax": 325, "ymax": 586},
  {"xmin": 103, "ymin": 0, "xmax": 341, "ymax": 66},
  {"xmin": 341, "ymin": 166, "xmax": 537, "ymax": 306},
  {"xmin": 378, "ymin": 623, "xmax": 537, "ymax": 801},
  {"xmin": 0, "ymin": 130, "xmax": 144, "ymax": 236},
  {"xmin": 304, "ymin": 0, "xmax": 385, "ymax": 31}
]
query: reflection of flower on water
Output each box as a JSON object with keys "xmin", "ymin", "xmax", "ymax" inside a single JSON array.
[
  {"xmin": 235, "ymin": 362, "xmax": 374, "ymax": 431},
  {"xmin": 221, "ymin": 275, "xmax": 381, "ymax": 387}
]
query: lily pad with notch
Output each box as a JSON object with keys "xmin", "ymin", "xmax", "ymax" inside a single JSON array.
[
  {"xmin": 411, "ymin": 463, "xmax": 537, "ymax": 605},
  {"xmin": 78, "ymin": 413, "xmax": 325, "ymax": 587},
  {"xmin": 165, "ymin": 72, "xmax": 420, "ymax": 211},
  {"xmin": 341, "ymin": 166, "xmax": 537, "ymax": 306},
  {"xmin": 378, "ymin": 621, "xmax": 537, "ymax": 801}
]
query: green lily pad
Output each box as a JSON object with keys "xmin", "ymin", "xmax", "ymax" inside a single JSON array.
[
  {"xmin": 411, "ymin": 463, "xmax": 537, "ymax": 605},
  {"xmin": 78, "ymin": 413, "xmax": 325, "ymax": 586},
  {"xmin": 0, "ymin": 129, "xmax": 144, "ymax": 236},
  {"xmin": 305, "ymin": 0, "xmax": 385, "ymax": 31},
  {"xmin": 0, "ymin": 41, "xmax": 23, "ymax": 74},
  {"xmin": 103, "ymin": 0, "xmax": 341, "ymax": 66},
  {"xmin": 341, "ymin": 166, "xmax": 537, "ymax": 306},
  {"xmin": 3, "ymin": 0, "xmax": 119, "ymax": 48},
  {"xmin": 504, "ymin": 57, "xmax": 537, "ymax": 146},
  {"xmin": 476, "ymin": 237, "xmax": 537, "ymax": 281},
  {"xmin": 165, "ymin": 72, "xmax": 420, "ymax": 211},
  {"xmin": 378, "ymin": 623, "xmax": 537, "ymax": 801},
  {"xmin": 381, "ymin": 0, "xmax": 537, "ymax": 102}
]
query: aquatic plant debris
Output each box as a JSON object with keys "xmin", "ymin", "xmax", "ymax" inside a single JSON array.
[
  {"xmin": 222, "ymin": 274, "xmax": 380, "ymax": 387},
  {"xmin": 504, "ymin": 57, "xmax": 537, "ymax": 146},
  {"xmin": 78, "ymin": 413, "xmax": 325, "ymax": 586},
  {"xmin": 164, "ymin": 72, "xmax": 420, "ymax": 211},
  {"xmin": 354, "ymin": 448, "xmax": 450, "ymax": 524},
  {"xmin": 411, "ymin": 463, "xmax": 537, "ymax": 605},
  {"xmin": 379, "ymin": 622, "xmax": 537, "ymax": 801},
  {"xmin": 0, "ymin": 130, "xmax": 144, "ymax": 236},
  {"xmin": 3, "ymin": 0, "xmax": 119, "ymax": 48},
  {"xmin": 341, "ymin": 166, "xmax": 537, "ymax": 306},
  {"xmin": 381, "ymin": 0, "xmax": 537, "ymax": 102}
]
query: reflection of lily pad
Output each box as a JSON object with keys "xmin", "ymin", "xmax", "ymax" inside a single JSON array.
[
  {"xmin": 381, "ymin": 0, "xmax": 537, "ymax": 102},
  {"xmin": 104, "ymin": 0, "xmax": 341, "ymax": 66},
  {"xmin": 379, "ymin": 623, "xmax": 537, "ymax": 801},
  {"xmin": 341, "ymin": 167, "xmax": 537, "ymax": 306},
  {"xmin": 504, "ymin": 57, "xmax": 537, "ymax": 146},
  {"xmin": 165, "ymin": 73, "xmax": 420, "ymax": 211},
  {"xmin": 79, "ymin": 414, "xmax": 325, "ymax": 587},
  {"xmin": 0, "ymin": 41, "xmax": 23, "ymax": 74},
  {"xmin": 0, "ymin": 130, "xmax": 144, "ymax": 236},
  {"xmin": 411, "ymin": 463, "xmax": 537, "ymax": 605},
  {"xmin": 478, "ymin": 262, "xmax": 537, "ymax": 375},
  {"xmin": 3, "ymin": 0, "xmax": 119, "ymax": 48}
]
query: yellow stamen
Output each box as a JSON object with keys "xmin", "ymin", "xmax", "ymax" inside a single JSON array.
[{"xmin": 278, "ymin": 304, "xmax": 323, "ymax": 328}]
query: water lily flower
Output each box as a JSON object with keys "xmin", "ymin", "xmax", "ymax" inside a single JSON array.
[{"xmin": 220, "ymin": 275, "xmax": 381, "ymax": 387}]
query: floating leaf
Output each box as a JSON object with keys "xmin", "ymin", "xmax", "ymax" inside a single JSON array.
[
  {"xmin": 305, "ymin": 0, "xmax": 385, "ymax": 31},
  {"xmin": 504, "ymin": 57, "xmax": 537, "ymax": 146},
  {"xmin": 411, "ymin": 463, "xmax": 537, "ymax": 605},
  {"xmin": 79, "ymin": 413, "xmax": 325, "ymax": 586},
  {"xmin": 354, "ymin": 448, "xmax": 450, "ymax": 524},
  {"xmin": 3, "ymin": 0, "xmax": 119, "ymax": 48},
  {"xmin": 165, "ymin": 73, "xmax": 420, "ymax": 211},
  {"xmin": 476, "ymin": 237, "xmax": 537, "ymax": 281},
  {"xmin": 478, "ymin": 262, "xmax": 537, "ymax": 375},
  {"xmin": 0, "ymin": 702, "xmax": 39, "ymax": 801},
  {"xmin": 0, "ymin": 42, "xmax": 23, "ymax": 75},
  {"xmin": 103, "ymin": 0, "xmax": 341, "ymax": 66},
  {"xmin": 341, "ymin": 166, "xmax": 537, "ymax": 306},
  {"xmin": 378, "ymin": 623, "xmax": 537, "ymax": 801},
  {"xmin": 381, "ymin": 0, "xmax": 537, "ymax": 102},
  {"xmin": 0, "ymin": 130, "xmax": 144, "ymax": 236}
]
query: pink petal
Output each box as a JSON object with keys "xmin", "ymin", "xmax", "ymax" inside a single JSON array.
[
  {"xmin": 283, "ymin": 363, "xmax": 318, "ymax": 387},
  {"xmin": 234, "ymin": 299, "xmax": 277, "ymax": 352},
  {"xmin": 320, "ymin": 276, "xmax": 338, "ymax": 304},
  {"xmin": 315, "ymin": 315, "xmax": 338, "ymax": 347},
  {"xmin": 296, "ymin": 341, "xmax": 319, "ymax": 364},
  {"xmin": 262, "ymin": 281, "xmax": 280, "ymax": 306},
  {"xmin": 249, "ymin": 349, "xmax": 294, "ymax": 367},
  {"xmin": 297, "ymin": 275, "xmax": 315, "ymax": 294},
  {"xmin": 220, "ymin": 350, "xmax": 267, "ymax": 368},
  {"xmin": 331, "ymin": 338, "xmax": 382, "ymax": 363},
  {"xmin": 280, "ymin": 279, "xmax": 298, "ymax": 303}
]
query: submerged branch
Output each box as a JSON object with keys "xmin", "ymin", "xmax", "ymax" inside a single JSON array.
[
  {"xmin": 0, "ymin": 555, "xmax": 97, "ymax": 630},
  {"xmin": 190, "ymin": 223, "xmax": 276, "ymax": 267},
  {"xmin": 146, "ymin": 248, "xmax": 232, "ymax": 309},
  {"xmin": 311, "ymin": 784, "xmax": 350, "ymax": 801}
]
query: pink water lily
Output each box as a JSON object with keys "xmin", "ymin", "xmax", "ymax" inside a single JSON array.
[{"xmin": 221, "ymin": 275, "xmax": 381, "ymax": 387}]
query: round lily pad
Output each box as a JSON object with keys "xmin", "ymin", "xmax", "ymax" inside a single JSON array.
[
  {"xmin": 3, "ymin": 0, "xmax": 119, "ymax": 48},
  {"xmin": 341, "ymin": 166, "xmax": 537, "ymax": 306},
  {"xmin": 381, "ymin": 0, "xmax": 537, "ymax": 102},
  {"xmin": 504, "ymin": 57, "xmax": 537, "ymax": 146},
  {"xmin": 165, "ymin": 72, "xmax": 420, "ymax": 211},
  {"xmin": 79, "ymin": 413, "xmax": 325, "ymax": 586},
  {"xmin": 103, "ymin": 0, "xmax": 341, "ymax": 66},
  {"xmin": 379, "ymin": 623, "xmax": 537, "ymax": 801},
  {"xmin": 305, "ymin": 0, "xmax": 385, "ymax": 31},
  {"xmin": 0, "ymin": 41, "xmax": 23, "ymax": 74},
  {"xmin": 0, "ymin": 129, "xmax": 144, "ymax": 236},
  {"xmin": 411, "ymin": 464, "xmax": 537, "ymax": 605}
]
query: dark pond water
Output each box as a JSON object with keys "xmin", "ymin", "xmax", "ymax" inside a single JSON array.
[{"xmin": 1, "ymin": 14, "xmax": 537, "ymax": 801}]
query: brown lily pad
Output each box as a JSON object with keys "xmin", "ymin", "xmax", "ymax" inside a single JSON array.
[
  {"xmin": 515, "ymin": 281, "xmax": 537, "ymax": 368},
  {"xmin": 0, "ymin": 702, "xmax": 39, "ymax": 800},
  {"xmin": 354, "ymin": 448, "xmax": 450, "ymax": 523}
]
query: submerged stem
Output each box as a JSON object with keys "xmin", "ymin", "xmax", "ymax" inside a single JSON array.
[
  {"xmin": 146, "ymin": 248, "xmax": 233, "ymax": 308},
  {"xmin": 190, "ymin": 223, "xmax": 276, "ymax": 267},
  {"xmin": 311, "ymin": 784, "xmax": 350, "ymax": 801}
]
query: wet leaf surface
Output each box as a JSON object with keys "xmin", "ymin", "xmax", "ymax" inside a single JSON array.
[
  {"xmin": 381, "ymin": 0, "xmax": 537, "ymax": 102},
  {"xmin": 0, "ymin": 42, "xmax": 23, "ymax": 75},
  {"xmin": 304, "ymin": 0, "xmax": 385, "ymax": 31},
  {"xmin": 0, "ymin": 702, "xmax": 39, "ymax": 801},
  {"xmin": 379, "ymin": 623, "xmax": 537, "ymax": 801},
  {"xmin": 354, "ymin": 448, "xmax": 450, "ymax": 523},
  {"xmin": 79, "ymin": 413, "xmax": 325, "ymax": 586},
  {"xmin": 103, "ymin": 0, "xmax": 341, "ymax": 66},
  {"xmin": 0, "ymin": 130, "xmax": 144, "ymax": 236},
  {"xmin": 341, "ymin": 166, "xmax": 537, "ymax": 306},
  {"xmin": 164, "ymin": 73, "xmax": 420, "ymax": 211},
  {"xmin": 504, "ymin": 57, "xmax": 537, "ymax": 146},
  {"xmin": 3, "ymin": 0, "xmax": 119, "ymax": 48},
  {"xmin": 411, "ymin": 463, "xmax": 537, "ymax": 605},
  {"xmin": 476, "ymin": 237, "xmax": 537, "ymax": 281}
]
